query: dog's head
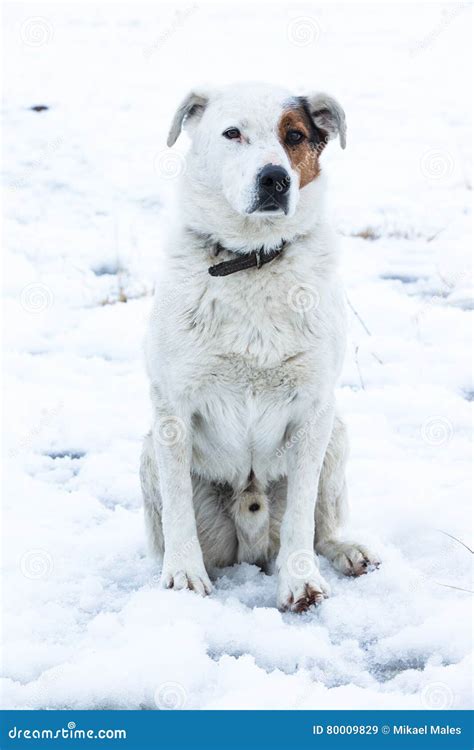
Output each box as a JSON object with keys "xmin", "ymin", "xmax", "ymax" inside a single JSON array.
[{"xmin": 167, "ymin": 83, "xmax": 346, "ymax": 233}]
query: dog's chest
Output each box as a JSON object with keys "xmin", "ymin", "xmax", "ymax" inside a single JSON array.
[
  {"xmin": 195, "ymin": 265, "xmax": 320, "ymax": 365},
  {"xmin": 169, "ymin": 258, "xmax": 338, "ymax": 402},
  {"xmin": 191, "ymin": 354, "xmax": 301, "ymax": 483},
  {"xmin": 150, "ymin": 247, "xmax": 343, "ymax": 483},
  {"xmin": 192, "ymin": 298, "xmax": 311, "ymax": 433},
  {"xmin": 182, "ymin": 271, "xmax": 328, "ymax": 481}
]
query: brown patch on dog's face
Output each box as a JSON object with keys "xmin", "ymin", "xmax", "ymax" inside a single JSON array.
[{"xmin": 278, "ymin": 106, "xmax": 325, "ymax": 188}]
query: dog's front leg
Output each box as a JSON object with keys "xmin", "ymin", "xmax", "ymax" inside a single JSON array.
[
  {"xmin": 276, "ymin": 400, "xmax": 334, "ymax": 612},
  {"xmin": 153, "ymin": 405, "xmax": 212, "ymax": 597}
]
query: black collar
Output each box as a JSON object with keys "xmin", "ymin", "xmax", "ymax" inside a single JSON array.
[{"xmin": 208, "ymin": 240, "xmax": 287, "ymax": 277}]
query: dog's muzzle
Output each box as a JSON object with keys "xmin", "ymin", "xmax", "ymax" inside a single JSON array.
[{"xmin": 248, "ymin": 164, "xmax": 290, "ymax": 214}]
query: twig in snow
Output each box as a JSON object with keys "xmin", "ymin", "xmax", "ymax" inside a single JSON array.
[
  {"xmin": 354, "ymin": 345, "xmax": 365, "ymax": 391},
  {"xmin": 371, "ymin": 351, "xmax": 384, "ymax": 366},
  {"xmin": 431, "ymin": 531, "xmax": 474, "ymax": 595},
  {"xmin": 438, "ymin": 530, "xmax": 473, "ymax": 555},
  {"xmin": 435, "ymin": 582, "xmax": 474, "ymax": 595},
  {"xmin": 346, "ymin": 293, "xmax": 385, "ymax": 366},
  {"xmin": 346, "ymin": 292, "xmax": 372, "ymax": 336},
  {"xmin": 426, "ymin": 226, "xmax": 446, "ymax": 243}
]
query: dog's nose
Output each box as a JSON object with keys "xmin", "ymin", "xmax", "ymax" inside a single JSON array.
[{"xmin": 258, "ymin": 165, "xmax": 290, "ymax": 197}]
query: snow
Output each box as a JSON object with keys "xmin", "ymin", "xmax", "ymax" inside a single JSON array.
[{"xmin": 2, "ymin": 1, "xmax": 472, "ymax": 711}]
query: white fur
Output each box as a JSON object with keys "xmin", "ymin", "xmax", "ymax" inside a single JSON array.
[{"xmin": 140, "ymin": 82, "xmax": 379, "ymax": 612}]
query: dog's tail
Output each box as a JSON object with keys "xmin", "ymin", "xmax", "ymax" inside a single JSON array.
[{"xmin": 231, "ymin": 473, "xmax": 270, "ymax": 566}]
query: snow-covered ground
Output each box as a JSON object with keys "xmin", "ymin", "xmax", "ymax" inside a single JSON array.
[{"xmin": 2, "ymin": 1, "xmax": 472, "ymax": 710}]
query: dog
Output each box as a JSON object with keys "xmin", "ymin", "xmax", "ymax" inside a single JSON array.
[{"xmin": 140, "ymin": 82, "xmax": 379, "ymax": 613}]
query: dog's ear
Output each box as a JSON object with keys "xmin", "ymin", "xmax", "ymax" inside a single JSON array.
[
  {"xmin": 305, "ymin": 93, "xmax": 346, "ymax": 149},
  {"xmin": 167, "ymin": 91, "xmax": 209, "ymax": 147}
]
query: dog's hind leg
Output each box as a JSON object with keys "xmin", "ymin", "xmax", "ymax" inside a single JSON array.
[
  {"xmin": 193, "ymin": 478, "xmax": 238, "ymax": 570},
  {"xmin": 140, "ymin": 431, "xmax": 164, "ymax": 559},
  {"xmin": 315, "ymin": 415, "xmax": 381, "ymax": 576}
]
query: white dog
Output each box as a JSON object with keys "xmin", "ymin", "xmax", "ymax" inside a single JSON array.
[{"xmin": 140, "ymin": 82, "xmax": 379, "ymax": 613}]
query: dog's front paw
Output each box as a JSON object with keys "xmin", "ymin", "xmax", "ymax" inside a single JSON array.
[
  {"xmin": 277, "ymin": 551, "xmax": 330, "ymax": 613},
  {"xmin": 277, "ymin": 572, "xmax": 330, "ymax": 613},
  {"xmin": 161, "ymin": 557, "xmax": 213, "ymax": 597}
]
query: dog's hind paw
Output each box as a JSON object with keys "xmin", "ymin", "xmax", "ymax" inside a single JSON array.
[
  {"xmin": 161, "ymin": 562, "xmax": 213, "ymax": 597},
  {"xmin": 317, "ymin": 540, "xmax": 381, "ymax": 577}
]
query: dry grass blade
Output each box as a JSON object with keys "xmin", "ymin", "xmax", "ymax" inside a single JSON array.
[
  {"xmin": 438, "ymin": 530, "xmax": 473, "ymax": 555},
  {"xmin": 435, "ymin": 582, "xmax": 474, "ymax": 595},
  {"xmin": 346, "ymin": 293, "xmax": 372, "ymax": 336}
]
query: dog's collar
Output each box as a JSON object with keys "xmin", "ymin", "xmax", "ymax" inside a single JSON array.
[{"xmin": 208, "ymin": 240, "xmax": 287, "ymax": 277}]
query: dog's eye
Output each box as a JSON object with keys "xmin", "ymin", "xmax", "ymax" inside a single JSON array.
[
  {"xmin": 223, "ymin": 128, "xmax": 241, "ymax": 140},
  {"xmin": 286, "ymin": 129, "xmax": 305, "ymax": 145}
]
